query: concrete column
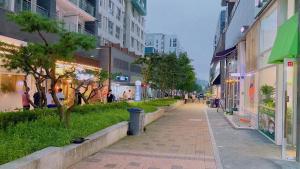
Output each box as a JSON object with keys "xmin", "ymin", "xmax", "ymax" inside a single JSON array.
[
  {"xmin": 276, "ymin": 64, "xmax": 284, "ymax": 146},
  {"xmin": 31, "ymin": 0, "xmax": 37, "ymax": 12}
]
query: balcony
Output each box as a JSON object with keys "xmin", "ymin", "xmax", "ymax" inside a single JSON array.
[
  {"xmin": 69, "ymin": 0, "xmax": 94, "ymax": 16},
  {"xmin": 131, "ymin": 0, "xmax": 146, "ymax": 16},
  {"xmin": 15, "ymin": 0, "xmax": 49, "ymax": 18},
  {"xmin": 56, "ymin": 0, "xmax": 95, "ymax": 22}
]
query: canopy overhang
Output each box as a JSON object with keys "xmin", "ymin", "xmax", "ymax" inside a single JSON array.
[{"xmin": 268, "ymin": 13, "xmax": 299, "ymax": 64}]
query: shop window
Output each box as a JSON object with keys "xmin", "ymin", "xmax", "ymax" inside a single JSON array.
[
  {"xmin": 0, "ymin": 74, "xmax": 24, "ymax": 93},
  {"xmin": 259, "ymin": 9, "xmax": 277, "ymax": 53},
  {"xmin": 258, "ymin": 66, "xmax": 277, "ymax": 140}
]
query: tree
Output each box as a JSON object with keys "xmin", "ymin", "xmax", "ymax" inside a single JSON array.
[
  {"xmin": 71, "ymin": 70, "xmax": 109, "ymax": 105},
  {"xmin": 0, "ymin": 12, "xmax": 96, "ymax": 127},
  {"xmin": 135, "ymin": 52, "xmax": 199, "ymax": 97}
]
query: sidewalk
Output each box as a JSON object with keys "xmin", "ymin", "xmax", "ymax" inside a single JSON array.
[
  {"xmin": 69, "ymin": 103, "xmax": 218, "ymax": 169},
  {"xmin": 206, "ymin": 108, "xmax": 300, "ymax": 169}
]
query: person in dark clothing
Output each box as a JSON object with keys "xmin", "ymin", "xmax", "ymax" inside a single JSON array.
[
  {"xmin": 33, "ymin": 91, "xmax": 40, "ymax": 107},
  {"xmin": 107, "ymin": 90, "xmax": 115, "ymax": 103},
  {"xmin": 76, "ymin": 90, "xmax": 82, "ymax": 105}
]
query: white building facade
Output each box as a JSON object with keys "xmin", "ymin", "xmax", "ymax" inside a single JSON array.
[
  {"xmin": 145, "ymin": 33, "xmax": 182, "ymax": 56},
  {"xmin": 97, "ymin": 0, "xmax": 125, "ymax": 46},
  {"xmin": 123, "ymin": 0, "xmax": 146, "ymax": 56}
]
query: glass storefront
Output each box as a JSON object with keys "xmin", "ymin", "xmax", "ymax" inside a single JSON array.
[{"xmin": 258, "ymin": 66, "xmax": 277, "ymax": 141}]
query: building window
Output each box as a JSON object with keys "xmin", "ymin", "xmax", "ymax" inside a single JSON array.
[
  {"xmin": 100, "ymin": 0, "xmax": 103, "ymax": 7},
  {"xmin": 115, "ymin": 26, "xmax": 121, "ymax": 39},
  {"xmin": 259, "ymin": 9, "xmax": 277, "ymax": 53},
  {"xmin": 173, "ymin": 39, "xmax": 177, "ymax": 47},
  {"xmin": 137, "ymin": 41, "xmax": 139, "ymax": 50},
  {"xmin": 113, "ymin": 58, "xmax": 129, "ymax": 70},
  {"xmin": 170, "ymin": 39, "xmax": 172, "ymax": 47},
  {"xmin": 141, "ymin": 31, "xmax": 144, "ymax": 40},
  {"xmin": 109, "ymin": 0, "xmax": 114, "ymax": 16},
  {"xmin": 131, "ymin": 37, "xmax": 134, "ymax": 48},
  {"xmin": 116, "ymin": 7, "xmax": 121, "ymax": 21},
  {"xmin": 131, "ymin": 21, "xmax": 134, "ymax": 32},
  {"xmin": 108, "ymin": 20, "xmax": 114, "ymax": 35},
  {"xmin": 137, "ymin": 26, "xmax": 140, "ymax": 37},
  {"xmin": 99, "ymin": 14, "xmax": 102, "ymax": 29}
]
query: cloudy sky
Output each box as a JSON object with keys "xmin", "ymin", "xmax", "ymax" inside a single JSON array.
[{"xmin": 146, "ymin": 0, "xmax": 222, "ymax": 81}]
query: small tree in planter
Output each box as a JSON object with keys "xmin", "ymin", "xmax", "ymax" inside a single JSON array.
[
  {"xmin": 260, "ymin": 84, "xmax": 275, "ymax": 107},
  {"xmin": 0, "ymin": 12, "xmax": 96, "ymax": 127}
]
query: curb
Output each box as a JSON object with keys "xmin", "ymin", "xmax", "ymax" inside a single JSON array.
[{"xmin": 205, "ymin": 107, "xmax": 223, "ymax": 169}]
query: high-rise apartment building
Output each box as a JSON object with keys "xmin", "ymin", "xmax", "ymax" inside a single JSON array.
[
  {"xmin": 97, "ymin": 0, "xmax": 125, "ymax": 46},
  {"xmin": 145, "ymin": 33, "xmax": 182, "ymax": 56},
  {"xmin": 123, "ymin": 0, "xmax": 146, "ymax": 56}
]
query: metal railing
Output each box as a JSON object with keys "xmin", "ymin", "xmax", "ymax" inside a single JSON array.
[
  {"xmin": 15, "ymin": 0, "xmax": 49, "ymax": 18},
  {"xmin": 69, "ymin": 0, "xmax": 95, "ymax": 16}
]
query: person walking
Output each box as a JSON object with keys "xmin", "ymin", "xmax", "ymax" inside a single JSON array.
[
  {"xmin": 107, "ymin": 90, "xmax": 115, "ymax": 103},
  {"xmin": 22, "ymin": 87, "xmax": 34, "ymax": 111},
  {"xmin": 46, "ymin": 89, "xmax": 56, "ymax": 108},
  {"xmin": 184, "ymin": 93, "xmax": 188, "ymax": 104},
  {"xmin": 192, "ymin": 93, "xmax": 196, "ymax": 103}
]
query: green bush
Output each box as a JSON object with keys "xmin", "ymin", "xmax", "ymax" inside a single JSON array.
[
  {"xmin": 0, "ymin": 99, "xmax": 176, "ymax": 164},
  {"xmin": 0, "ymin": 109, "xmax": 57, "ymax": 130},
  {"xmin": 173, "ymin": 96, "xmax": 182, "ymax": 100}
]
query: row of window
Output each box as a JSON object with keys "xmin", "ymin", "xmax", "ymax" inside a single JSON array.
[
  {"xmin": 131, "ymin": 37, "xmax": 144, "ymax": 52},
  {"xmin": 100, "ymin": 0, "xmax": 123, "ymax": 21},
  {"xmin": 99, "ymin": 15, "xmax": 122, "ymax": 40},
  {"xmin": 131, "ymin": 6, "xmax": 145, "ymax": 26},
  {"xmin": 131, "ymin": 21, "xmax": 144, "ymax": 39},
  {"xmin": 113, "ymin": 58, "xmax": 141, "ymax": 73}
]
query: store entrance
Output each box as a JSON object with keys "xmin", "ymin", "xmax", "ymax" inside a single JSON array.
[{"xmin": 282, "ymin": 58, "xmax": 298, "ymax": 160}]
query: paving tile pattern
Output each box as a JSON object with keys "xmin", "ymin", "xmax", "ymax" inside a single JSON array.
[{"xmin": 69, "ymin": 104, "xmax": 217, "ymax": 169}]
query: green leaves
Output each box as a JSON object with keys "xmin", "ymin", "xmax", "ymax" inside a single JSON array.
[
  {"xmin": 8, "ymin": 11, "xmax": 61, "ymax": 33},
  {"xmin": 135, "ymin": 53, "xmax": 198, "ymax": 92}
]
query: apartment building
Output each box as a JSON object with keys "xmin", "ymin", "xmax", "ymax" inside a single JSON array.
[
  {"xmin": 145, "ymin": 33, "xmax": 182, "ymax": 56},
  {"xmin": 0, "ymin": 0, "xmax": 101, "ymax": 111},
  {"xmin": 97, "ymin": 0, "xmax": 125, "ymax": 46},
  {"xmin": 123, "ymin": 0, "xmax": 146, "ymax": 56}
]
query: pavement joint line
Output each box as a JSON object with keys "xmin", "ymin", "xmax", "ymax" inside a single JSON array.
[
  {"xmin": 205, "ymin": 106, "xmax": 224, "ymax": 169},
  {"xmin": 101, "ymin": 149, "xmax": 210, "ymax": 161}
]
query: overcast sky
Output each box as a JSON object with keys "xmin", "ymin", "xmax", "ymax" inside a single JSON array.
[{"xmin": 146, "ymin": 0, "xmax": 222, "ymax": 81}]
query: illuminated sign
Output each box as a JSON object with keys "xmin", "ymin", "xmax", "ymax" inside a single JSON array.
[{"xmin": 116, "ymin": 75, "xmax": 129, "ymax": 82}]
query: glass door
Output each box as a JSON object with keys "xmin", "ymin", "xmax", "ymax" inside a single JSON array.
[{"xmin": 282, "ymin": 58, "xmax": 298, "ymax": 160}]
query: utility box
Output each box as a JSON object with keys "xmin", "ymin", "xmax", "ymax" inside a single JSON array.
[{"xmin": 127, "ymin": 108, "xmax": 145, "ymax": 135}]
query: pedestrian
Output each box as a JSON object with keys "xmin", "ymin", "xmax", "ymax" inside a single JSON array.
[
  {"xmin": 56, "ymin": 88, "xmax": 65, "ymax": 105},
  {"xmin": 33, "ymin": 91, "xmax": 40, "ymax": 107},
  {"xmin": 46, "ymin": 89, "xmax": 56, "ymax": 108},
  {"xmin": 107, "ymin": 90, "xmax": 115, "ymax": 103},
  {"xmin": 22, "ymin": 87, "xmax": 34, "ymax": 111},
  {"xmin": 75, "ymin": 89, "xmax": 82, "ymax": 105},
  {"xmin": 192, "ymin": 93, "xmax": 196, "ymax": 103},
  {"xmin": 184, "ymin": 93, "xmax": 188, "ymax": 104},
  {"xmin": 33, "ymin": 87, "xmax": 46, "ymax": 108},
  {"xmin": 217, "ymin": 98, "xmax": 225, "ymax": 112}
]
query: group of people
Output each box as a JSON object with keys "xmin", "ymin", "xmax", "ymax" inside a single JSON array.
[
  {"xmin": 22, "ymin": 87, "xmax": 65, "ymax": 110},
  {"xmin": 106, "ymin": 89, "xmax": 134, "ymax": 103}
]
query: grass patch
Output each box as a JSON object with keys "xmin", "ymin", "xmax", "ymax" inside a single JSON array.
[{"xmin": 0, "ymin": 99, "xmax": 176, "ymax": 164}]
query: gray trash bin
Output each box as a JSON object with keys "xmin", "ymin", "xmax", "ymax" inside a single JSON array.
[{"xmin": 127, "ymin": 108, "xmax": 145, "ymax": 135}]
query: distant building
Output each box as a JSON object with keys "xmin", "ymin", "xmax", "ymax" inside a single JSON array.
[{"xmin": 145, "ymin": 33, "xmax": 182, "ymax": 56}]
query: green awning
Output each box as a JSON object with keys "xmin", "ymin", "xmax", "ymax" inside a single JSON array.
[{"xmin": 268, "ymin": 13, "xmax": 299, "ymax": 64}]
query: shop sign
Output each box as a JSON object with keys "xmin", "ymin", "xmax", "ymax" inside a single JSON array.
[
  {"xmin": 287, "ymin": 61, "xmax": 293, "ymax": 67},
  {"xmin": 116, "ymin": 75, "xmax": 129, "ymax": 82}
]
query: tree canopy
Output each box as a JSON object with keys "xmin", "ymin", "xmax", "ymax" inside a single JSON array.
[{"xmin": 135, "ymin": 52, "xmax": 199, "ymax": 95}]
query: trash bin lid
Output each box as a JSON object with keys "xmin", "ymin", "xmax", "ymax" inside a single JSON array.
[{"xmin": 127, "ymin": 108, "xmax": 143, "ymax": 113}]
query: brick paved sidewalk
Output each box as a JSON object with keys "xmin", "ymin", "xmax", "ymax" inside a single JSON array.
[{"xmin": 69, "ymin": 104, "xmax": 217, "ymax": 169}]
